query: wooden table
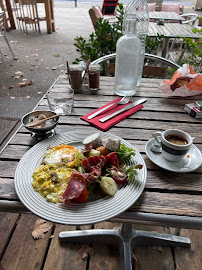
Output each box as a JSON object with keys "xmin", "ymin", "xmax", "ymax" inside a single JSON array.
[
  {"xmin": 149, "ymin": 11, "xmax": 184, "ymax": 22},
  {"xmin": 0, "ymin": 75, "xmax": 202, "ymax": 268},
  {"xmin": 37, "ymin": 0, "xmax": 55, "ymax": 34},
  {"xmin": 148, "ymin": 22, "xmax": 202, "ymax": 57}
]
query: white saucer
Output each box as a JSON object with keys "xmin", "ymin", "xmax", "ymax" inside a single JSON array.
[{"xmin": 145, "ymin": 138, "xmax": 202, "ymax": 173}]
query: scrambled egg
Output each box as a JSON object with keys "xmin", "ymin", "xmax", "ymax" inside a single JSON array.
[
  {"xmin": 43, "ymin": 144, "xmax": 79, "ymax": 168},
  {"xmin": 32, "ymin": 164, "xmax": 72, "ymax": 203}
]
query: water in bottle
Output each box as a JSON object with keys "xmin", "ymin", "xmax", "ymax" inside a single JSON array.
[
  {"xmin": 124, "ymin": 0, "xmax": 149, "ymax": 86},
  {"xmin": 114, "ymin": 15, "xmax": 141, "ymax": 96}
]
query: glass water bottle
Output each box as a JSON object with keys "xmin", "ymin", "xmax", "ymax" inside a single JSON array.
[{"xmin": 114, "ymin": 15, "xmax": 141, "ymax": 96}]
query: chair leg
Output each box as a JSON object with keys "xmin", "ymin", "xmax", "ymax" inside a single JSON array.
[
  {"xmin": 4, "ymin": 35, "xmax": 15, "ymax": 59},
  {"xmin": 34, "ymin": 2, "xmax": 41, "ymax": 33},
  {"xmin": 0, "ymin": 47, "xmax": 5, "ymax": 66}
]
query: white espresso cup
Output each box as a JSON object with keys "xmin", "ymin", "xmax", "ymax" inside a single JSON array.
[{"xmin": 153, "ymin": 129, "xmax": 193, "ymax": 162}]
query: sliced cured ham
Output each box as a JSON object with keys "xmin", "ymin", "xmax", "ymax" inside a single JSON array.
[
  {"xmin": 61, "ymin": 170, "xmax": 88, "ymax": 204},
  {"xmin": 82, "ymin": 155, "xmax": 107, "ymax": 182}
]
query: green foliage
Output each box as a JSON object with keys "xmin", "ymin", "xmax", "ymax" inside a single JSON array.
[
  {"xmin": 145, "ymin": 33, "xmax": 164, "ymax": 54},
  {"xmin": 180, "ymin": 34, "xmax": 202, "ymax": 73}
]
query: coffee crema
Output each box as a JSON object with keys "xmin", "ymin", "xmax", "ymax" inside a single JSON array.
[{"xmin": 165, "ymin": 135, "xmax": 188, "ymax": 145}]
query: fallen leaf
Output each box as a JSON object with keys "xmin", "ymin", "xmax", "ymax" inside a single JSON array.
[
  {"xmin": 52, "ymin": 67, "xmax": 57, "ymax": 70},
  {"xmin": 32, "ymin": 219, "xmax": 52, "ymax": 240},
  {"xmin": 17, "ymin": 81, "xmax": 32, "ymax": 87},
  {"xmin": 30, "ymin": 68, "xmax": 34, "ymax": 71},
  {"xmin": 14, "ymin": 76, "xmax": 20, "ymax": 79},
  {"xmin": 9, "ymin": 64, "xmax": 14, "ymax": 66},
  {"xmin": 15, "ymin": 71, "xmax": 24, "ymax": 77},
  {"xmin": 14, "ymin": 56, "xmax": 18, "ymax": 60},
  {"xmin": 22, "ymin": 78, "xmax": 28, "ymax": 81},
  {"xmin": 8, "ymin": 85, "xmax": 14, "ymax": 89},
  {"xmin": 4, "ymin": 54, "xmax": 7, "ymax": 56},
  {"xmin": 10, "ymin": 75, "xmax": 14, "ymax": 79},
  {"xmin": 53, "ymin": 54, "xmax": 60, "ymax": 57},
  {"xmin": 79, "ymin": 244, "xmax": 94, "ymax": 259},
  {"xmin": 32, "ymin": 54, "xmax": 38, "ymax": 57}
]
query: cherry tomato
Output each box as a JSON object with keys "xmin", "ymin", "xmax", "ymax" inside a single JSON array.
[
  {"xmin": 72, "ymin": 189, "xmax": 89, "ymax": 203},
  {"xmin": 107, "ymin": 152, "xmax": 119, "ymax": 168}
]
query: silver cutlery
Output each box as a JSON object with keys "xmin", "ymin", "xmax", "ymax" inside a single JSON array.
[
  {"xmin": 87, "ymin": 94, "xmax": 132, "ymax": 120},
  {"xmin": 99, "ymin": 98, "xmax": 147, "ymax": 123}
]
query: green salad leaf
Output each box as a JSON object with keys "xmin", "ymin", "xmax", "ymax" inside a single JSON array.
[{"xmin": 116, "ymin": 144, "xmax": 136, "ymax": 163}]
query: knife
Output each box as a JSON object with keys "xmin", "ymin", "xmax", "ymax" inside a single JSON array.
[{"xmin": 99, "ymin": 98, "xmax": 147, "ymax": 123}]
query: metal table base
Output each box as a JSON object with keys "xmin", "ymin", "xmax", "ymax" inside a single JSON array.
[{"xmin": 59, "ymin": 223, "xmax": 191, "ymax": 270}]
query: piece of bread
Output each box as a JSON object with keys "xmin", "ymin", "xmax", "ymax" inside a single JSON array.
[{"xmin": 171, "ymin": 77, "xmax": 192, "ymax": 91}]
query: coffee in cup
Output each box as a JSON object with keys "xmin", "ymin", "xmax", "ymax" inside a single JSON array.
[{"xmin": 153, "ymin": 129, "xmax": 193, "ymax": 162}]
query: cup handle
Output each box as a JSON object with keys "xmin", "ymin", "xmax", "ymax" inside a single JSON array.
[{"xmin": 152, "ymin": 131, "xmax": 163, "ymax": 145}]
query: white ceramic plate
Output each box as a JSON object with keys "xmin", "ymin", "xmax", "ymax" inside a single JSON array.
[
  {"xmin": 15, "ymin": 131, "xmax": 147, "ymax": 225},
  {"xmin": 146, "ymin": 138, "xmax": 202, "ymax": 173}
]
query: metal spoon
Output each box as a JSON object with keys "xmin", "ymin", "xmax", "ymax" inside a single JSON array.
[{"xmin": 150, "ymin": 144, "xmax": 162, "ymax": 153}]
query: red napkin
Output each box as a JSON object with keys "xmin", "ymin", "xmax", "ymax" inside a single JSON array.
[{"xmin": 81, "ymin": 97, "xmax": 143, "ymax": 131}]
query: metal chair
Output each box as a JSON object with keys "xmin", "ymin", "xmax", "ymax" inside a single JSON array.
[
  {"xmin": 91, "ymin": 53, "xmax": 180, "ymax": 78},
  {"xmin": 0, "ymin": 11, "xmax": 15, "ymax": 66},
  {"xmin": 180, "ymin": 13, "xmax": 198, "ymax": 25}
]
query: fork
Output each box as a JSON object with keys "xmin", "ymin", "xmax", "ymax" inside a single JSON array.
[{"xmin": 87, "ymin": 95, "xmax": 132, "ymax": 120}]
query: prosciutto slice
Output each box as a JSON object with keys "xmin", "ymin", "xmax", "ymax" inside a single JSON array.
[
  {"xmin": 61, "ymin": 170, "xmax": 88, "ymax": 204},
  {"xmin": 81, "ymin": 155, "xmax": 107, "ymax": 182}
]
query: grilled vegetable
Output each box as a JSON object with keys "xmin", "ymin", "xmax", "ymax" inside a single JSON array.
[{"xmin": 100, "ymin": 176, "xmax": 118, "ymax": 196}]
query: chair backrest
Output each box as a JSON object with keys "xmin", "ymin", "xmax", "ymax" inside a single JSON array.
[
  {"xmin": 89, "ymin": 7, "xmax": 103, "ymax": 30},
  {"xmin": 92, "ymin": 6, "xmax": 103, "ymax": 19},
  {"xmin": 148, "ymin": 3, "xmax": 156, "ymax": 12},
  {"xmin": 91, "ymin": 53, "xmax": 180, "ymax": 78},
  {"xmin": 162, "ymin": 3, "xmax": 180, "ymax": 14},
  {"xmin": 102, "ymin": 0, "xmax": 119, "ymax": 16}
]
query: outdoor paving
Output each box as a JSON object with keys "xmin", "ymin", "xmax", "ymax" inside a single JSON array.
[{"xmin": 0, "ymin": 0, "xmax": 201, "ymax": 119}]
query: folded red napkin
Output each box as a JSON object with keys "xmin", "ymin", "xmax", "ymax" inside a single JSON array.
[{"xmin": 81, "ymin": 97, "xmax": 143, "ymax": 131}]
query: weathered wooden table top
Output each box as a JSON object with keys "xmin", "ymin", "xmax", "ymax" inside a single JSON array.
[
  {"xmin": 0, "ymin": 75, "xmax": 202, "ymax": 229},
  {"xmin": 149, "ymin": 22, "xmax": 202, "ymax": 39},
  {"xmin": 149, "ymin": 11, "xmax": 184, "ymax": 21}
]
